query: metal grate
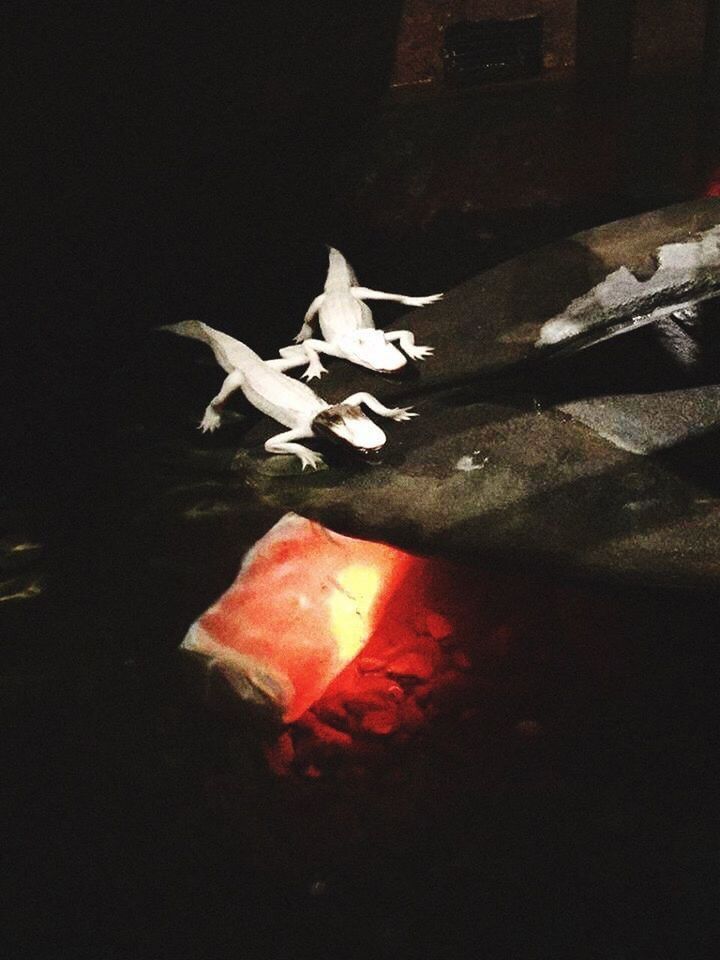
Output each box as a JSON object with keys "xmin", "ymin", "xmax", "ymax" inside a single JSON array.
[{"xmin": 443, "ymin": 17, "xmax": 543, "ymax": 85}]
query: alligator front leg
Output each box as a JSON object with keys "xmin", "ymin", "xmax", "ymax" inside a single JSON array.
[
  {"xmin": 385, "ymin": 329, "xmax": 434, "ymax": 361},
  {"xmin": 351, "ymin": 287, "xmax": 444, "ymax": 308},
  {"xmin": 340, "ymin": 391, "xmax": 418, "ymax": 422},
  {"xmin": 199, "ymin": 369, "xmax": 245, "ymax": 433},
  {"xmin": 264, "ymin": 428, "xmax": 324, "ymax": 471}
]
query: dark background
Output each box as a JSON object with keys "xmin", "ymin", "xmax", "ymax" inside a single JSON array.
[
  {"xmin": 2, "ymin": 3, "xmax": 719, "ymax": 959},
  {"xmin": 3, "ymin": 1, "xmax": 398, "ymax": 495},
  {"xmin": 4, "ymin": 0, "xmax": 719, "ymax": 489}
]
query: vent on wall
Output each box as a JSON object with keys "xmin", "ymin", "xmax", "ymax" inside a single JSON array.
[{"xmin": 443, "ymin": 17, "xmax": 543, "ymax": 85}]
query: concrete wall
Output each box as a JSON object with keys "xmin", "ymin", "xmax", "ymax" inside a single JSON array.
[
  {"xmin": 391, "ymin": 0, "xmax": 708, "ymax": 89},
  {"xmin": 632, "ymin": 0, "xmax": 706, "ymax": 74},
  {"xmin": 391, "ymin": 0, "xmax": 577, "ymax": 87}
]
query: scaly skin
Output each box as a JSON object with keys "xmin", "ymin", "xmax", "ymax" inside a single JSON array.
[
  {"xmin": 161, "ymin": 321, "xmax": 415, "ymax": 469},
  {"xmin": 278, "ymin": 247, "xmax": 443, "ymax": 380}
]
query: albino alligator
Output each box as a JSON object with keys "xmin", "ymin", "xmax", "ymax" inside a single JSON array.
[
  {"xmin": 276, "ymin": 247, "xmax": 443, "ymax": 380},
  {"xmin": 161, "ymin": 321, "xmax": 416, "ymax": 470}
]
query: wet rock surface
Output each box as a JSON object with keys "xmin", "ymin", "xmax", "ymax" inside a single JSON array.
[
  {"xmin": 309, "ymin": 199, "xmax": 720, "ymax": 392},
  {"xmin": 559, "ymin": 384, "xmax": 720, "ymax": 455},
  {"xmin": 241, "ymin": 201, "xmax": 720, "ymax": 589},
  {"xmin": 245, "ymin": 393, "xmax": 720, "ymax": 588}
]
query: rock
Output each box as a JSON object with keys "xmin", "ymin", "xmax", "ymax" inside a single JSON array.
[
  {"xmin": 536, "ymin": 222, "xmax": 720, "ymax": 349},
  {"xmin": 264, "ymin": 732, "xmax": 295, "ymax": 776},
  {"xmin": 357, "ymin": 656, "xmax": 385, "ymax": 674},
  {"xmin": 382, "ymin": 630, "xmax": 442, "ymax": 668},
  {"xmin": 558, "ymin": 386, "xmax": 720, "ymax": 455},
  {"xmin": 361, "ymin": 709, "xmax": 401, "ymax": 736},
  {"xmin": 398, "ymin": 698, "xmax": 426, "ymax": 732},
  {"xmin": 253, "ymin": 454, "xmax": 329, "ymax": 477},
  {"xmin": 369, "ymin": 622, "xmax": 423, "ymax": 660},
  {"xmin": 311, "ymin": 694, "xmax": 352, "ymax": 731},
  {"xmin": 344, "ymin": 686, "xmax": 400, "ymax": 718},
  {"xmin": 425, "ymin": 611, "xmax": 454, "ymax": 641},
  {"xmin": 387, "ymin": 651, "xmax": 435, "ymax": 683},
  {"xmin": 249, "ymin": 199, "xmax": 720, "ymax": 408},
  {"xmin": 294, "ymin": 711, "xmax": 353, "ymax": 750},
  {"xmin": 178, "ymin": 513, "xmax": 417, "ymax": 723},
  {"xmin": 245, "ymin": 201, "xmax": 720, "ymax": 589}
]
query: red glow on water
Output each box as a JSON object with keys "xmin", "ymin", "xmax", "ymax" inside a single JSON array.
[
  {"xmin": 285, "ymin": 556, "xmax": 464, "ymax": 768},
  {"xmin": 702, "ymin": 166, "xmax": 720, "ymax": 197},
  {"xmin": 185, "ymin": 517, "xmax": 627, "ymax": 785},
  {"xmin": 182, "ymin": 513, "xmax": 483, "ymax": 775}
]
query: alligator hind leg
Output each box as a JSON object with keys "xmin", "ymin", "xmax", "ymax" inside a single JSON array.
[
  {"xmin": 294, "ymin": 294, "xmax": 325, "ymax": 341},
  {"xmin": 199, "ymin": 369, "xmax": 245, "ymax": 433}
]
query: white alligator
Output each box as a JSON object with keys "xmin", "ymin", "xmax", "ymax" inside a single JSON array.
[
  {"xmin": 276, "ymin": 247, "xmax": 443, "ymax": 380},
  {"xmin": 161, "ymin": 321, "xmax": 416, "ymax": 470}
]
